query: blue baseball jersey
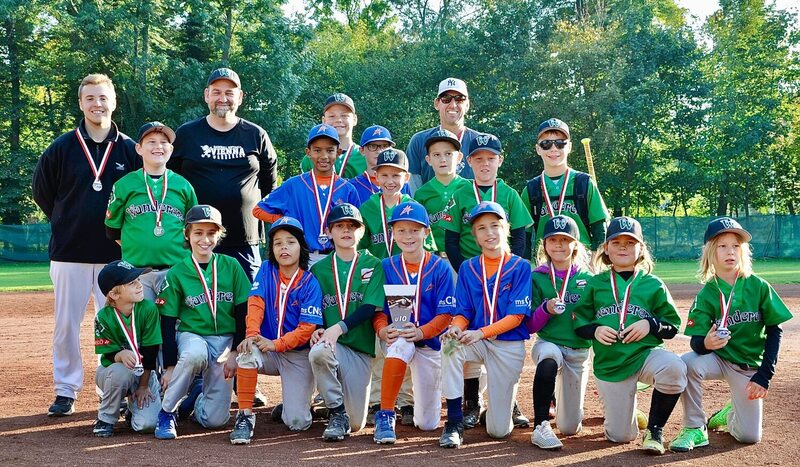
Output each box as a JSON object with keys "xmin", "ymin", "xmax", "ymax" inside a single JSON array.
[
  {"xmin": 256, "ymin": 172, "xmax": 360, "ymax": 251},
  {"xmin": 249, "ymin": 262, "xmax": 323, "ymax": 345},
  {"xmin": 348, "ymin": 173, "xmax": 412, "ymax": 205},
  {"xmin": 455, "ymin": 254, "xmax": 532, "ymax": 341},
  {"xmin": 381, "ymin": 253, "xmax": 456, "ymax": 351}
]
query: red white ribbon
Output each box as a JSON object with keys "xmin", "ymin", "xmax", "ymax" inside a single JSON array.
[
  {"xmin": 276, "ymin": 268, "xmax": 301, "ymax": 338},
  {"xmin": 541, "ymin": 168, "xmax": 571, "ymax": 217},
  {"xmin": 610, "ymin": 269, "xmax": 638, "ymax": 333},
  {"xmin": 400, "ymin": 252, "xmax": 429, "ymax": 325},
  {"xmin": 337, "ymin": 144, "xmax": 356, "ymax": 177},
  {"xmin": 379, "ymin": 194, "xmax": 399, "ymax": 256},
  {"xmin": 311, "ymin": 171, "xmax": 337, "ymax": 239},
  {"xmin": 113, "ymin": 308, "xmax": 140, "ymax": 365},
  {"xmin": 143, "ymin": 170, "xmax": 169, "ymax": 229},
  {"xmin": 715, "ymin": 271, "xmax": 739, "ymax": 329},
  {"xmin": 480, "ymin": 253, "xmax": 505, "ymax": 325},
  {"xmin": 549, "ymin": 262, "xmax": 572, "ymax": 302},
  {"xmin": 191, "ymin": 255, "xmax": 218, "ymax": 331},
  {"xmin": 75, "ymin": 128, "xmax": 113, "ymax": 188},
  {"xmin": 472, "ymin": 180, "xmax": 497, "ymax": 205},
  {"xmin": 332, "ymin": 254, "xmax": 359, "ymax": 320}
]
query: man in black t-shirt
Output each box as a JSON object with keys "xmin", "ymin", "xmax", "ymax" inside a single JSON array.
[{"xmin": 170, "ymin": 68, "xmax": 278, "ymax": 280}]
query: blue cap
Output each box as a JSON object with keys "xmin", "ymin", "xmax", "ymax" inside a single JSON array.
[
  {"xmin": 425, "ymin": 128, "xmax": 461, "ymax": 151},
  {"xmin": 467, "ymin": 133, "xmax": 502, "ymax": 158},
  {"xmin": 307, "ymin": 123, "xmax": 340, "ymax": 147},
  {"xmin": 537, "ymin": 118, "xmax": 570, "ymax": 139},
  {"xmin": 704, "ymin": 217, "xmax": 751, "ymax": 243},
  {"xmin": 606, "ymin": 216, "xmax": 643, "ymax": 243},
  {"xmin": 360, "ymin": 125, "xmax": 395, "ymax": 147},
  {"xmin": 468, "ymin": 201, "xmax": 507, "ymax": 224},
  {"xmin": 543, "ymin": 215, "xmax": 580, "ymax": 242},
  {"xmin": 389, "ymin": 201, "xmax": 430, "ymax": 227},
  {"xmin": 268, "ymin": 216, "xmax": 305, "ymax": 238},
  {"xmin": 326, "ymin": 203, "xmax": 364, "ymax": 227}
]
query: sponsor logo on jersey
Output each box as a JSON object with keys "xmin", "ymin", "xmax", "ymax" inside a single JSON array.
[
  {"xmin": 155, "ymin": 297, "xmax": 166, "ymax": 305},
  {"xmin": 115, "ymin": 162, "xmax": 126, "ymax": 171},
  {"xmin": 301, "ymin": 305, "xmax": 322, "ymax": 318},
  {"xmin": 184, "ymin": 291, "xmax": 235, "ymax": 308},
  {"xmin": 95, "ymin": 338, "xmax": 112, "ymax": 346},
  {"xmin": 686, "ymin": 319, "xmax": 695, "ymax": 327},
  {"xmin": 125, "ymin": 203, "xmax": 185, "ymax": 221},
  {"xmin": 94, "ymin": 317, "xmax": 106, "ymax": 336},
  {"xmin": 439, "ymin": 295, "xmax": 456, "ymax": 308},
  {"xmin": 718, "ymin": 309, "xmax": 762, "ymax": 327},
  {"xmin": 199, "ymin": 145, "xmax": 247, "ymax": 160},
  {"xmin": 514, "ymin": 296, "xmax": 532, "ymax": 308},
  {"xmin": 575, "ymin": 279, "xmax": 587, "ymax": 288}
]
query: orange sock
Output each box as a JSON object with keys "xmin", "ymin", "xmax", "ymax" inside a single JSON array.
[
  {"xmin": 237, "ymin": 368, "xmax": 258, "ymax": 411},
  {"xmin": 381, "ymin": 357, "xmax": 408, "ymax": 410}
]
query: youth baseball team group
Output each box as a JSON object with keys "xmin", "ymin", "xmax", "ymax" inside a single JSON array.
[{"xmin": 31, "ymin": 68, "xmax": 792, "ymax": 456}]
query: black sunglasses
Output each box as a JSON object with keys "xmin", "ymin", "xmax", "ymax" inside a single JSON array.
[
  {"xmin": 438, "ymin": 94, "xmax": 467, "ymax": 104},
  {"xmin": 538, "ymin": 139, "xmax": 568, "ymax": 150}
]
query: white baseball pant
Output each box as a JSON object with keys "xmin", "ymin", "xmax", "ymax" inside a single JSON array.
[
  {"xmin": 532, "ymin": 338, "xmax": 591, "ymax": 435},
  {"xmin": 369, "ymin": 336, "xmax": 414, "ymax": 408},
  {"xmin": 95, "ymin": 364, "xmax": 161, "ymax": 432},
  {"xmin": 383, "ymin": 338, "xmax": 442, "ymax": 430}
]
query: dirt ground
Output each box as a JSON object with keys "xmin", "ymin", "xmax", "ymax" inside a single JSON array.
[{"xmin": 1, "ymin": 285, "xmax": 798, "ymax": 466}]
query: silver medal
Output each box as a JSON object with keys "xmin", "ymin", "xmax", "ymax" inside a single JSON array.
[
  {"xmin": 715, "ymin": 327, "xmax": 731, "ymax": 339},
  {"xmin": 92, "ymin": 180, "xmax": 103, "ymax": 191},
  {"xmin": 553, "ymin": 300, "xmax": 566, "ymax": 315},
  {"xmin": 153, "ymin": 225, "xmax": 164, "ymax": 237},
  {"xmin": 318, "ymin": 234, "xmax": 329, "ymax": 244},
  {"xmin": 133, "ymin": 364, "xmax": 144, "ymax": 376}
]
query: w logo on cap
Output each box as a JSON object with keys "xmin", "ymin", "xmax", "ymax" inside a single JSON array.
[
  {"xmin": 619, "ymin": 217, "xmax": 633, "ymax": 230},
  {"xmin": 119, "ymin": 261, "xmax": 134, "ymax": 270},
  {"xmin": 547, "ymin": 118, "xmax": 560, "ymax": 127},
  {"xmin": 554, "ymin": 218, "xmax": 567, "ymax": 230},
  {"xmin": 334, "ymin": 93, "xmax": 346, "ymax": 102},
  {"xmin": 202, "ymin": 207, "xmax": 212, "ymax": 218},
  {"xmin": 721, "ymin": 218, "xmax": 735, "ymax": 229},
  {"xmin": 341, "ymin": 205, "xmax": 355, "ymax": 216},
  {"xmin": 383, "ymin": 151, "xmax": 395, "ymax": 161},
  {"xmin": 476, "ymin": 135, "xmax": 490, "ymax": 146}
]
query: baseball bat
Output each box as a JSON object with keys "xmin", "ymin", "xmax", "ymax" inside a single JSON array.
[{"xmin": 581, "ymin": 137, "xmax": 596, "ymax": 182}]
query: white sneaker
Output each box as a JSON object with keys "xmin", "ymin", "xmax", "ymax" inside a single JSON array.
[{"xmin": 531, "ymin": 420, "xmax": 563, "ymax": 450}]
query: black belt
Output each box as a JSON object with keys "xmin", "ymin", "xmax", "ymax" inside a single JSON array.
[{"xmin": 737, "ymin": 363, "xmax": 759, "ymax": 372}]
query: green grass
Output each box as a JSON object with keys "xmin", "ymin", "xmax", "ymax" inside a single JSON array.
[{"xmin": 0, "ymin": 262, "xmax": 52, "ymax": 292}]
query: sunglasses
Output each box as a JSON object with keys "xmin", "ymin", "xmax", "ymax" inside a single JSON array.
[
  {"xmin": 538, "ymin": 139, "xmax": 568, "ymax": 150},
  {"xmin": 438, "ymin": 94, "xmax": 468, "ymax": 104}
]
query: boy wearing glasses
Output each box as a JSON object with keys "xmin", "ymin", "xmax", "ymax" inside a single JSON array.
[
  {"xmin": 348, "ymin": 125, "xmax": 411, "ymax": 204},
  {"xmin": 522, "ymin": 118, "xmax": 608, "ymax": 254}
]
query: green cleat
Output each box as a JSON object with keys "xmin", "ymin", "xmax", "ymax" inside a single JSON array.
[
  {"xmin": 707, "ymin": 401, "xmax": 732, "ymax": 431},
  {"xmin": 669, "ymin": 426, "xmax": 709, "ymax": 452},
  {"xmin": 642, "ymin": 427, "xmax": 665, "ymax": 455}
]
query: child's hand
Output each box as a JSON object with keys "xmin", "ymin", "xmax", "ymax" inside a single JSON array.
[
  {"xmin": 161, "ymin": 367, "xmax": 174, "ymax": 392},
  {"xmin": 703, "ymin": 324, "xmax": 730, "ymax": 350},
  {"xmin": 746, "ymin": 381, "xmax": 768, "ymax": 400},
  {"xmin": 443, "ymin": 325, "xmax": 462, "ymax": 341},
  {"xmin": 399, "ymin": 323, "xmax": 423, "ymax": 343},
  {"xmin": 379, "ymin": 326, "xmax": 400, "ymax": 345},
  {"xmin": 132, "ymin": 384, "xmax": 155, "ymax": 409},
  {"xmin": 237, "ymin": 337, "xmax": 254, "ymax": 354},
  {"xmin": 254, "ymin": 336, "xmax": 276, "ymax": 352},
  {"xmin": 620, "ymin": 320, "xmax": 650, "ymax": 344},
  {"xmin": 223, "ymin": 352, "xmax": 238, "ymax": 379},
  {"xmin": 458, "ymin": 330, "xmax": 484, "ymax": 346},
  {"xmin": 316, "ymin": 325, "xmax": 344, "ymax": 352},
  {"xmin": 310, "ymin": 328, "xmax": 324, "ymax": 345},
  {"xmin": 594, "ymin": 325, "xmax": 618, "ymax": 345},
  {"xmin": 115, "ymin": 349, "xmax": 138, "ymax": 369}
]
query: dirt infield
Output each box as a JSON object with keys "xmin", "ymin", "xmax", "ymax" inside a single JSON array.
[{"xmin": 1, "ymin": 286, "xmax": 798, "ymax": 466}]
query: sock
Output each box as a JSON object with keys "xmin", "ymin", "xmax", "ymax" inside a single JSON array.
[
  {"xmin": 647, "ymin": 389, "xmax": 681, "ymax": 430},
  {"xmin": 380, "ymin": 357, "xmax": 407, "ymax": 411},
  {"xmin": 533, "ymin": 358, "xmax": 558, "ymax": 426},
  {"xmin": 236, "ymin": 368, "xmax": 258, "ymax": 411},
  {"xmin": 464, "ymin": 378, "xmax": 480, "ymax": 407},
  {"xmin": 330, "ymin": 403, "xmax": 346, "ymax": 415},
  {"xmin": 447, "ymin": 397, "xmax": 463, "ymax": 423}
]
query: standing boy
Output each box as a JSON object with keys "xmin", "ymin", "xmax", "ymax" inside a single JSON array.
[
  {"xmin": 348, "ymin": 125, "xmax": 411, "ymax": 204},
  {"xmin": 301, "ymin": 93, "xmax": 364, "ymax": 178}
]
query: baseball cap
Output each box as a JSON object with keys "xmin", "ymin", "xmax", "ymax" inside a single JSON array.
[
  {"xmin": 324, "ymin": 93, "xmax": 356, "ymax": 113},
  {"xmin": 467, "ymin": 133, "xmax": 502, "ymax": 158},
  {"xmin": 99, "ymin": 260, "xmax": 152, "ymax": 297},
  {"xmin": 424, "ymin": 128, "xmax": 461, "ymax": 151},
  {"xmin": 185, "ymin": 204, "xmax": 226, "ymax": 232},
  {"xmin": 437, "ymin": 78, "xmax": 469, "ymax": 97},
  {"xmin": 307, "ymin": 123, "xmax": 340, "ymax": 147},
  {"xmin": 606, "ymin": 216, "xmax": 643, "ymax": 243},
  {"xmin": 137, "ymin": 121, "xmax": 176, "ymax": 144},
  {"xmin": 360, "ymin": 125, "xmax": 395, "ymax": 147},
  {"xmin": 543, "ymin": 215, "xmax": 580, "ymax": 242},
  {"xmin": 468, "ymin": 201, "xmax": 507, "ymax": 224},
  {"xmin": 268, "ymin": 216, "xmax": 306, "ymax": 244},
  {"xmin": 207, "ymin": 67, "xmax": 241, "ymax": 87},
  {"xmin": 537, "ymin": 118, "xmax": 570, "ymax": 139},
  {"xmin": 375, "ymin": 148, "xmax": 409, "ymax": 172},
  {"xmin": 389, "ymin": 201, "xmax": 430, "ymax": 227},
  {"xmin": 326, "ymin": 203, "xmax": 364, "ymax": 227},
  {"xmin": 704, "ymin": 217, "xmax": 752, "ymax": 243}
]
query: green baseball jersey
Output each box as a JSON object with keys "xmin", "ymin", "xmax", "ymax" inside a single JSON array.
[
  {"xmin": 441, "ymin": 179, "xmax": 533, "ymax": 258},
  {"xmin": 94, "ymin": 300, "xmax": 162, "ymax": 368},
  {"xmin": 311, "ymin": 251, "xmax": 385, "ymax": 356},
  {"xmin": 521, "ymin": 170, "xmax": 608, "ymax": 250},
  {"xmin": 532, "ymin": 267, "xmax": 594, "ymax": 349},
  {"xmin": 300, "ymin": 145, "xmax": 366, "ymax": 179},
  {"xmin": 684, "ymin": 274, "xmax": 792, "ymax": 368},
  {"xmin": 358, "ymin": 193, "xmax": 437, "ymax": 259},
  {"xmin": 414, "ymin": 175, "xmax": 472, "ymax": 253},
  {"xmin": 156, "ymin": 253, "xmax": 251, "ymax": 336},
  {"xmin": 105, "ymin": 169, "xmax": 197, "ymax": 267},
  {"xmin": 572, "ymin": 269, "xmax": 681, "ymax": 382}
]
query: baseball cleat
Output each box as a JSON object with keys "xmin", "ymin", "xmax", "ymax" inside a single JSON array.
[
  {"xmin": 373, "ymin": 410, "xmax": 397, "ymax": 444},
  {"xmin": 642, "ymin": 427, "xmax": 665, "ymax": 455},
  {"xmin": 366, "ymin": 404, "xmax": 380, "ymax": 426},
  {"xmin": 531, "ymin": 420, "xmax": 563, "ymax": 450},
  {"xmin": 92, "ymin": 419, "xmax": 115, "ymax": 438},
  {"xmin": 400, "ymin": 405, "xmax": 415, "ymax": 427},
  {"xmin": 636, "ymin": 409, "xmax": 648, "ymax": 430},
  {"xmin": 323, "ymin": 411, "xmax": 351, "ymax": 442},
  {"xmin": 512, "ymin": 402, "xmax": 530, "ymax": 428},
  {"xmin": 271, "ymin": 403, "xmax": 283, "ymax": 422},
  {"xmin": 707, "ymin": 401, "xmax": 732, "ymax": 432},
  {"xmin": 463, "ymin": 400, "xmax": 483, "ymax": 429},
  {"xmin": 253, "ymin": 387, "xmax": 268, "ymax": 408},
  {"xmin": 47, "ymin": 395, "xmax": 75, "ymax": 417},
  {"xmin": 230, "ymin": 411, "xmax": 256, "ymax": 445},
  {"xmin": 669, "ymin": 426, "xmax": 709, "ymax": 452},
  {"xmin": 154, "ymin": 409, "xmax": 178, "ymax": 440},
  {"xmin": 178, "ymin": 376, "xmax": 202, "ymax": 421},
  {"xmin": 439, "ymin": 421, "xmax": 464, "ymax": 448}
]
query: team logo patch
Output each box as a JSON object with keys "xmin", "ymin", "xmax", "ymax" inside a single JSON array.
[
  {"xmin": 361, "ymin": 268, "xmax": 374, "ymax": 281},
  {"xmin": 94, "ymin": 317, "xmax": 105, "ymax": 335},
  {"xmin": 425, "ymin": 284, "xmax": 433, "ymax": 292},
  {"xmin": 476, "ymin": 135, "xmax": 490, "ymax": 146},
  {"xmin": 318, "ymin": 124, "xmax": 331, "ymax": 133},
  {"xmin": 118, "ymin": 261, "xmax": 134, "ymax": 270},
  {"xmin": 333, "ymin": 93, "xmax": 346, "ymax": 102},
  {"xmin": 155, "ymin": 297, "xmax": 166, "ymax": 306},
  {"xmin": 341, "ymin": 204, "xmax": 355, "ymax": 216},
  {"xmin": 619, "ymin": 217, "xmax": 633, "ymax": 230},
  {"xmin": 503, "ymin": 283, "xmax": 512, "ymax": 291},
  {"xmin": 95, "ymin": 338, "xmax": 111, "ymax": 346},
  {"xmin": 115, "ymin": 162, "xmax": 125, "ymax": 171},
  {"xmin": 372, "ymin": 127, "xmax": 383, "ymax": 136},
  {"xmin": 686, "ymin": 319, "xmax": 695, "ymax": 327},
  {"xmin": 399, "ymin": 204, "xmax": 414, "ymax": 216},
  {"xmin": 553, "ymin": 217, "xmax": 567, "ymax": 230},
  {"xmin": 721, "ymin": 219, "xmax": 735, "ymax": 229},
  {"xmin": 575, "ymin": 279, "xmax": 587, "ymax": 288},
  {"xmin": 105, "ymin": 209, "xmax": 111, "ymax": 219},
  {"xmin": 202, "ymin": 206, "xmax": 212, "ymax": 218}
]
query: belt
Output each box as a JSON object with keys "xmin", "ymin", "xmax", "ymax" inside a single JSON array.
[{"xmin": 737, "ymin": 363, "xmax": 759, "ymax": 372}]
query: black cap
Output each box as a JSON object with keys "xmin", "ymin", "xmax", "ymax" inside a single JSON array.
[
  {"xmin": 704, "ymin": 217, "xmax": 752, "ymax": 243},
  {"xmin": 137, "ymin": 121, "xmax": 176, "ymax": 144},
  {"xmin": 323, "ymin": 93, "xmax": 356, "ymax": 113},
  {"xmin": 425, "ymin": 128, "xmax": 461, "ymax": 151},
  {"xmin": 543, "ymin": 215, "xmax": 580, "ymax": 242},
  {"xmin": 467, "ymin": 133, "xmax": 502, "ymax": 158},
  {"xmin": 537, "ymin": 118, "xmax": 570, "ymax": 139},
  {"xmin": 326, "ymin": 203, "xmax": 363, "ymax": 227},
  {"xmin": 185, "ymin": 204, "xmax": 225, "ymax": 232},
  {"xmin": 207, "ymin": 68, "xmax": 241, "ymax": 87},
  {"xmin": 375, "ymin": 148, "xmax": 409, "ymax": 172},
  {"xmin": 99, "ymin": 260, "xmax": 151, "ymax": 296},
  {"xmin": 606, "ymin": 216, "xmax": 643, "ymax": 243}
]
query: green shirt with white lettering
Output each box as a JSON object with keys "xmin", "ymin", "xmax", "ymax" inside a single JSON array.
[
  {"xmin": 94, "ymin": 300, "xmax": 162, "ymax": 367},
  {"xmin": 414, "ymin": 175, "xmax": 472, "ymax": 253}
]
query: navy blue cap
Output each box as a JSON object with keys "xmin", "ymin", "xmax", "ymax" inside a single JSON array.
[
  {"xmin": 307, "ymin": 123, "xmax": 340, "ymax": 147},
  {"xmin": 185, "ymin": 204, "xmax": 225, "ymax": 232},
  {"xmin": 543, "ymin": 215, "xmax": 580, "ymax": 242},
  {"xmin": 467, "ymin": 133, "xmax": 502, "ymax": 158},
  {"xmin": 389, "ymin": 201, "xmax": 430, "ymax": 227},
  {"xmin": 324, "ymin": 93, "xmax": 355, "ymax": 113},
  {"xmin": 326, "ymin": 203, "xmax": 364, "ymax": 227},
  {"xmin": 268, "ymin": 216, "xmax": 305, "ymax": 239},
  {"xmin": 468, "ymin": 201, "xmax": 507, "ymax": 224},
  {"xmin": 704, "ymin": 217, "xmax": 751, "ymax": 243},
  {"xmin": 606, "ymin": 216, "xmax": 643, "ymax": 243},
  {"xmin": 137, "ymin": 121, "xmax": 175, "ymax": 144},
  {"xmin": 360, "ymin": 125, "xmax": 394, "ymax": 147},
  {"xmin": 537, "ymin": 118, "xmax": 570, "ymax": 139},
  {"xmin": 425, "ymin": 128, "xmax": 461, "ymax": 151},
  {"xmin": 207, "ymin": 68, "xmax": 241, "ymax": 87},
  {"xmin": 99, "ymin": 260, "xmax": 152, "ymax": 296},
  {"xmin": 375, "ymin": 148, "xmax": 409, "ymax": 172}
]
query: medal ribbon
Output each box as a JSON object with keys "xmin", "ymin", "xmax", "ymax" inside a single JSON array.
[
  {"xmin": 715, "ymin": 271, "xmax": 739, "ymax": 329},
  {"xmin": 610, "ymin": 269, "xmax": 638, "ymax": 332},
  {"xmin": 363, "ymin": 171, "xmax": 379, "ymax": 194},
  {"xmin": 144, "ymin": 170, "xmax": 169, "ymax": 229},
  {"xmin": 400, "ymin": 252, "xmax": 428, "ymax": 325},
  {"xmin": 541, "ymin": 168, "xmax": 571, "ymax": 217},
  {"xmin": 113, "ymin": 308, "xmax": 141, "ymax": 365},
  {"xmin": 472, "ymin": 180, "xmax": 497, "ymax": 205},
  {"xmin": 337, "ymin": 144, "xmax": 356, "ymax": 177},
  {"xmin": 480, "ymin": 253, "xmax": 505, "ymax": 325},
  {"xmin": 379, "ymin": 194, "xmax": 397, "ymax": 256},
  {"xmin": 310, "ymin": 171, "xmax": 337, "ymax": 240},
  {"xmin": 75, "ymin": 128, "xmax": 113, "ymax": 188},
  {"xmin": 276, "ymin": 268, "xmax": 301, "ymax": 338},
  {"xmin": 332, "ymin": 254, "xmax": 359, "ymax": 320},
  {"xmin": 191, "ymin": 255, "xmax": 218, "ymax": 331},
  {"xmin": 549, "ymin": 262, "xmax": 572, "ymax": 302}
]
